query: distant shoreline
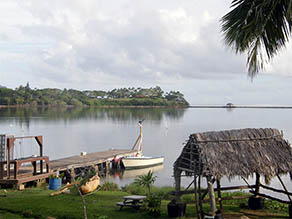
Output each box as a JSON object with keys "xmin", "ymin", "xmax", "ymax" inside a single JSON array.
[
  {"xmin": 0, "ymin": 105, "xmax": 187, "ymax": 109},
  {"xmin": 189, "ymin": 105, "xmax": 292, "ymax": 109},
  {"xmin": 1, "ymin": 104, "xmax": 292, "ymax": 109}
]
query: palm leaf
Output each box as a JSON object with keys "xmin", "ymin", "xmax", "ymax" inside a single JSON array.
[
  {"xmin": 134, "ymin": 170, "xmax": 157, "ymax": 194},
  {"xmin": 221, "ymin": 0, "xmax": 292, "ymax": 77}
]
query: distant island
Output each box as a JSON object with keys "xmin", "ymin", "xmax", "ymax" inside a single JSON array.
[{"xmin": 0, "ymin": 83, "xmax": 189, "ymax": 107}]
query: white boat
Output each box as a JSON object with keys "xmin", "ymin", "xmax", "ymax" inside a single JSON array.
[
  {"xmin": 121, "ymin": 120, "xmax": 164, "ymax": 169},
  {"xmin": 122, "ymin": 156, "xmax": 164, "ymax": 169}
]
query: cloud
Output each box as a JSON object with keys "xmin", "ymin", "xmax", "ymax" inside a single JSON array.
[
  {"xmin": 0, "ymin": 0, "xmax": 291, "ymax": 106},
  {"xmin": 0, "ymin": 0, "xmax": 250, "ymax": 89}
]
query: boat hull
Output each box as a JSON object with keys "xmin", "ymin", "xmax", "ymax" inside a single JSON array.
[{"xmin": 122, "ymin": 156, "xmax": 164, "ymax": 169}]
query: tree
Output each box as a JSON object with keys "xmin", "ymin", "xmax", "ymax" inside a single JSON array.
[
  {"xmin": 221, "ymin": 0, "xmax": 292, "ymax": 77},
  {"xmin": 134, "ymin": 170, "xmax": 157, "ymax": 194}
]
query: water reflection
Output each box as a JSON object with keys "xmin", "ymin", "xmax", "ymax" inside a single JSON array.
[
  {"xmin": 107, "ymin": 164, "xmax": 164, "ymax": 181},
  {"xmin": 0, "ymin": 107, "xmax": 186, "ymax": 128},
  {"xmin": 1, "ymin": 107, "xmax": 292, "ymax": 190}
]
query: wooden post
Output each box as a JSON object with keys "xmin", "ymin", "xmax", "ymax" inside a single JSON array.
[
  {"xmin": 217, "ymin": 179, "xmax": 223, "ymax": 212},
  {"xmin": 255, "ymin": 173, "xmax": 260, "ymax": 196},
  {"xmin": 174, "ymin": 169, "xmax": 181, "ymax": 202},
  {"xmin": 194, "ymin": 176, "xmax": 200, "ymax": 219},
  {"xmin": 0, "ymin": 161, "xmax": 3, "ymax": 179},
  {"xmin": 198, "ymin": 175, "xmax": 204, "ymax": 219},
  {"xmin": 277, "ymin": 175, "xmax": 292, "ymax": 202},
  {"xmin": 207, "ymin": 176, "xmax": 217, "ymax": 216},
  {"xmin": 35, "ymin": 136, "xmax": 43, "ymax": 172},
  {"xmin": 106, "ymin": 161, "xmax": 110, "ymax": 174},
  {"xmin": 7, "ymin": 138, "xmax": 15, "ymax": 179}
]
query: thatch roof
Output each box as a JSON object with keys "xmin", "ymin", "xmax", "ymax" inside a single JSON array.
[{"xmin": 174, "ymin": 128, "xmax": 292, "ymax": 182}]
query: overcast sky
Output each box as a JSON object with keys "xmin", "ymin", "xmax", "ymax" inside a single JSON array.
[{"xmin": 0, "ymin": 0, "xmax": 292, "ymax": 105}]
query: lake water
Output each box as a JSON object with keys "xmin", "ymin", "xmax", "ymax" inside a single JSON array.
[{"xmin": 1, "ymin": 107, "xmax": 292, "ymax": 200}]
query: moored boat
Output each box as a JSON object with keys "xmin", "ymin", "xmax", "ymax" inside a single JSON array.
[
  {"xmin": 122, "ymin": 156, "xmax": 164, "ymax": 169},
  {"xmin": 121, "ymin": 120, "xmax": 164, "ymax": 169}
]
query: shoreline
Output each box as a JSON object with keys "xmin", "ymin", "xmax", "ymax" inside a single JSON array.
[
  {"xmin": 1, "ymin": 104, "xmax": 292, "ymax": 109},
  {"xmin": 189, "ymin": 105, "xmax": 292, "ymax": 109},
  {"xmin": 0, "ymin": 104, "xmax": 188, "ymax": 109}
]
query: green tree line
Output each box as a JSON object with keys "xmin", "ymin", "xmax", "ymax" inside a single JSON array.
[{"xmin": 0, "ymin": 84, "xmax": 189, "ymax": 107}]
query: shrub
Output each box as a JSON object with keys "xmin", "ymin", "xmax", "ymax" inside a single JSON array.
[
  {"xmin": 151, "ymin": 186, "xmax": 173, "ymax": 200},
  {"xmin": 100, "ymin": 182, "xmax": 119, "ymax": 191},
  {"xmin": 145, "ymin": 192, "xmax": 162, "ymax": 217},
  {"xmin": 121, "ymin": 183, "xmax": 147, "ymax": 195}
]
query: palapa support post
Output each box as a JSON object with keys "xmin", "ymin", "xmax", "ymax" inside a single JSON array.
[
  {"xmin": 174, "ymin": 169, "xmax": 182, "ymax": 202},
  {"xmin": 207, "ymin": 176, "xmax": 217, "ymax": 216},
  {"xmin": 198, "ymin": 174, "xmax": 204, "ymax": 218},
  {"xmin": 193, "ymin": 176, "xmax": 201, "ymax": 219},
  {"xmin": 255, "ymin": 172, "xmax": 260, "ymax": 196},
  {"xmin": 217, "ymin": 179, "xmax": 223, "ymax": 212},
  {"xmin": 248, "ymin": 173, "xmax": 265, "ymax": 210}
]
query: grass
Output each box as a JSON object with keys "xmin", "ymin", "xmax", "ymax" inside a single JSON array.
[{"xmin": 0, "ymin": 184, "xmax": 290, "ymax": 219}]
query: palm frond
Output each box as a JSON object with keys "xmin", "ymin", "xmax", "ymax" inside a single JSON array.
[
  {"xmin": 134, "ymin": 170, "xmax": 157, "ymax": 193},
  {"xmin": 221, "ymin": 0, "xmax": 292, "ymax": 77}
]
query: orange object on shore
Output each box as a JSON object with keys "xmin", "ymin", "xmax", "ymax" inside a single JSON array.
[{"xmin": 80, "ymin": 175, "xmax": 100, "ymax": 195}]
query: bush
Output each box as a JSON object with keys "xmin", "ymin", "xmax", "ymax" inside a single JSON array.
[
  {"xmin": 151, "ymin": 186, "xmax": 173, "ymax": 200},
  {"xmin": 181, "ymin": 194, "xmax": 194, "ymax": 203},
  {"xmin": 100, "ymin": 182, "xmax": 119, "ymax": 191},
  {"xmin": 145, "ymin": 192, "xmax": 162, "ymax": 217},
  {"xmin": 121, "ymin": 183, "xmax": 147, "ymax": 195},
  {"xmin": 265, "ymin": 200, "xmax": 288, "ymax": 212}
]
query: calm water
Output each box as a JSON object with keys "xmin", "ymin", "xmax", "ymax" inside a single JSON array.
[{"xmin": 1, "ymin": 107, "xmax": 292, "ymax": 199}]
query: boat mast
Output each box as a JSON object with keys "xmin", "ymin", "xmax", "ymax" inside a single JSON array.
[
  {"xmin": 138, "ymin": 121, "xmax": 143, "ymax": 153},
  {"xmin": 131, "ymin": 120, "xmax": 144, "ymax": 152}
]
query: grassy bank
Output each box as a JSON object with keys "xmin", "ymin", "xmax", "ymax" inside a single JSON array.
[{"xmin": 0, "ymin": 183, "xmax": 289, "ymax": 219}]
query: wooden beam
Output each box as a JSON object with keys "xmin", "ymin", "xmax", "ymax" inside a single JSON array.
[
  {"xmin": 201, "ymin": 195, "xmax": 251, "ymax": 203},
  {"xmin": 277, "ymin": 175, "xmax": 292, "ymax": 202},
  {"xmin": 260, "ymin": 183, "xmax": 292, "ymax": 196},
  {"xmin": 250, "ymin": 190, "xmax": 292, "ymax": 204},
  {"xmin": 185, "ymin": 178, "xmax": 195, "ymax": 191},
  {"xmin": 8, "ymin": 136, "xmax": 38, "ymax": 140},
  {"xmin": 241, "ymin": 177, "xmax": 255, "ymax": 192},
  {"xmin": 170, "ymin": 185, "xmax": 256, "ymax": 195},
  {"xmin": 177, "ymin": 166, "xmax": 195, "ymax": 173}
]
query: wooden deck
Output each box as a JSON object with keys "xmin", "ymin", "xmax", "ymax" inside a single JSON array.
[
  {"xmin": 0, "ymin": 149, "xmax": 137, "ymax": 186},
  {"xmin": 50, "ymin": 149, "xmax": 137, "ymax": 171}
]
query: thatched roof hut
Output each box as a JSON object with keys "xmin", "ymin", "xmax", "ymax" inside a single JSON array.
[
  {"xmin": 174, "ymin": 128, "xmax": 292, "ymax": 182},
  {"xmin": 173, "ymin": 128, "xmax": 292, "ymax": 218}
]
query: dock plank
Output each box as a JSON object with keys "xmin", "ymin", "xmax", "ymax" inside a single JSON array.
[
  {"xmin": 0, "ymin": 149, "xmax": 136, "ymax": 186},
  {"xmin": 50, "ymin": 149, "xmax": 137, "ymax": 171}
]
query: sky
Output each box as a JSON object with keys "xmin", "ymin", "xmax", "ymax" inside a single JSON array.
[{"xmin": 0, "ymin": 0, "xmax": 292, "ymax": 105}]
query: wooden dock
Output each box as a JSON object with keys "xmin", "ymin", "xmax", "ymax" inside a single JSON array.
[
  {"xmin": 0, "ymin": 149, "xmax": 137, "ymax": 186},
  {"xmin": 50, "ymin": 149, "xmax": 137, "ymax": 171}
]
